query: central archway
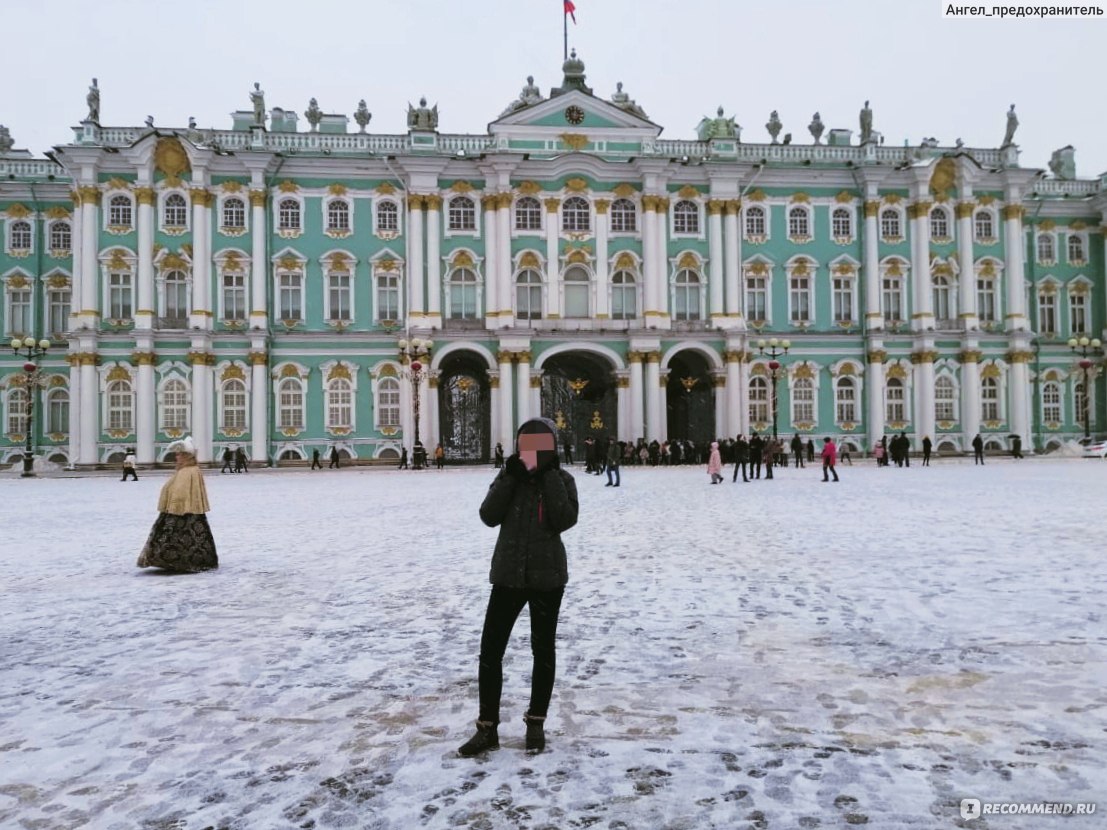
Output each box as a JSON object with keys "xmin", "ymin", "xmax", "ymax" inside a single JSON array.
[
  {"xmin": 540, "ymin": 351, "xmax": 617, "ymax": 456},
  {"xmin": 437, "ymin": 351, "xmax": 491, "ymax": 462},
  {"xmin": 666, "ymin": 350, "xmax": 715, "ymax": 444}
]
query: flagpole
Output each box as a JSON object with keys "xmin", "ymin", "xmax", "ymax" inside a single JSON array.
[{"xmin": 563, "ymin": 5, "xmax": 568, "ymax": 61}]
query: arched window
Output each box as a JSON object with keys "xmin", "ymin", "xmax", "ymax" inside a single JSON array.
[
  {"xmin": 791, "ymin": 377, "xmax": 814, "ymax": 423},
  {"xmin": 49, "ymin": 221, "xmax": 72, "ymax": 251},
  {"xmin": 47, "ymin": 389, "xmax": 69, "ymax": 434},
  {"xmin": 1069, "ymin": 288, "xmax": 1088, "ymax": 335},
  {"xmin": 885, "ymin": 377, "xmax": 905, "ymax": 423},
  {"xmin": 221, "ymin": 379, "xmax": 247, "ymax": 431},
  {"xmin": 562, "ymin": 265, "xmax": 591, "ymax": 318},
  {"xmin": 448, "ymin": 267, "xmax": 479, "ymax": 319},
  {"xmin": 6, "ymin": 388, "xmax": 29, "ymax": 434},
  {"xmin": 327, "ymin": 378, "xmax": 353, "ymax": 430},
  {"xmin": 163, "ymin": 193, "xmax": 188, "ymax": 228},
  {"xmin": 160, "ymin": 378, "xmax": 189, "ymax": 431},
  {"xmin": 448, "ymin": 196, "xmax": 476, "ymax": 231},
  {"xmin": 9, "ymin": 220, "xmax": 32, "ymax": 251},
  {"xmin": 1042, "ymin": 380, "xmax": 1061, "ymax": 424},
  {"xmin": 611, "ymin": 199, "xmax": 637, "ymax": 232},
  {"xmin": 515, "ymin": 269, "xmax": 543, "ymax": 320},
  {"xmin": 611, "ymin": 270, "xmax": 637, "ymax": 320},
  {"xmin": 787, "ymin": 207, "xmax": 809, "ymax": 238},
  {"xmin": 278, "ymin": 198, "xmax": 301, "ymax": 231},
  {"xmin": 932, "ymin": 275, "xmax": 952, "ymax": 322},
  {"xmin": 832, "ymin": 208, "xmax": 852, "ymax": 239},
  {"xmin": 377, "ymin": 377, "xmax": 400, "ymax": 427},
  {"xmin": 1037, "ymin": 287, "xmax": 1057, "ymax": 336},
  {"xmin": 974, "ymin": 210, "xmax": 994, "ymax": 241},
  {"xmin": 745, "ymin": 205, "xmax": 766, "ymax": 237},
  {"xmin": 109, "ymin": 195, "xmax": 133, "ymax": 228},
  {"xmin": 278, "ymin": 378, "xmax": 304, "ymax": 430},
  {"xmin": 1037, "ymin": 233, "xmax": 1055, "ymax": 262},
  {"xmin": 981, "ymin": 377, "xmax": 1000, "ymax": 421},
  {"xmin": 880, "ymin": 209, "xmax": 901, "ymax": 239},
  {"xmin": 107, "ymin": 379, "xmax": 134, "ymax": 431},
  {"xmin": 514, "ymin": 197, "xmax": 541, "ymax": 231},
  {"xmin": 835, "ymin": 377, "xmax": 856, "ymax": 423},
  {"xmin": 935, "ymin": 376, "xmax": 956, "ymax": 421},
  {"xmin": 673, "ymin": 269, "xmax": 702, "ymax": 321},
  {"xmin": 163, "ymin": 270, "xmax": 189, "ymax": 321},
  {"xmin": 562, "ymin": 196, "xmax": 590, "ymax": 232},
  {"xmin": 1067, "ymin": 234, "xmax": 1085, "ymax": 263},
  {"xmin": 326, "ymin": 200, "xmax": 350, "ymax": 232},
  {"xmin": 930, "ymin": 207, "xmax": 950, "ymax": 239},
  {"xmin": 749, "ymin": 376, "xmax": 769, "ymax": 424},
  {"xmin": 376, "ymin": 200, "xmax": 399, "ymax": 233},
  {"xmin": 222, "ymin": 198, "xmax": 245, "ymax": 230},
  {"xmin": 673, "ymin": 200, "xmax": 699, "ymax": 234}
]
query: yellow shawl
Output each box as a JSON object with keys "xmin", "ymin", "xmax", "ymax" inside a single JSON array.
[{"xmin": 157, "ymin": 464, "xmax": 211, "ymax": 515}]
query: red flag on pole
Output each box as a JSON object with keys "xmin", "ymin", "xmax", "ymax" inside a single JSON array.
[{"xmin": 564, "ymin": 0, "xmax": 576, "ymax": 23}]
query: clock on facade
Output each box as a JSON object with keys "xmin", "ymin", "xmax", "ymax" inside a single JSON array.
[{"xmin": 564, "ymin": 105, "xmax": 585, "ymax": 125}]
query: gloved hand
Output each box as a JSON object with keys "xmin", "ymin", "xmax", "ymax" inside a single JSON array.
[
  {"xmin": 504, "ymin": 454, "xmax": 528, "ymax": 480},
  {"xmin": 538, "ymin": 452, "xmax": 561, "ymax": 474}
]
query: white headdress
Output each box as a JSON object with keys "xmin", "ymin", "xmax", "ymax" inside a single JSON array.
[{"xmin": 168, "ymin": 435, "xmax": 196, "ymax": 455}]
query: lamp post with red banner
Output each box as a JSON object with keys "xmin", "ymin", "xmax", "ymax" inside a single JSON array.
[
  {"xmin": 10, "ymin": 336, "xmax": 51, "ymax": 478},
  {"xmin": 1068, "ymin": 336, "xmax": 1102, "ymax": 441},
  {"xmin": 398, "ymin": 337, "xmax": 433, "ymax": 469}
]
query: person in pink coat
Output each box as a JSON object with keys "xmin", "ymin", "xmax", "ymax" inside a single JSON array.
[
  {"xmin": 821, "ymin": 436, "xmax": 840, "ymax": 482},
  {"xmin": 707, "ymin": 441, "xmax": 723, "ymax": 484}
]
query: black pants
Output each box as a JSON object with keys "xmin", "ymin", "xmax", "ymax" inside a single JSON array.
[
  {"xmin": 794, "ymin": 453, "xmax": 803, "ymax": 468},
  {"xmin": 732, "ymin": 460, "xmax": 748, "ymax": 482},
  {"xmin": 922, "ymin": 451, "xmax": 930, "ymax": 466},
  {"xmin": 749, "ymin": 458, "xmax": 761, "ymax": 479},
  {"xmin": 822, "ymin": 460, "xmax": 839, "ymax": 481},
  {"xmin": 121, "ymin": 468, "xmax": 138, "ymax": 481},
  {"xmin": 975, "ymin": 451, "xmax": 984, "ymax": 465},
  {"xmin": 478, "ymin": 585, "xmax": 565, "ymax": 723}
]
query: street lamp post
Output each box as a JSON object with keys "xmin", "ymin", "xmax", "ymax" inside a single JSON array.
[
  {"xmin": 756, "ymin": 337, "xmax": 790, "ymax": 442},
  {"xmin": 10, "ymin": 336, "xmax": 51, "ymax": 478},
  {"xmin": 398, "ymin": 337, "xmax": 433, "ymax": 469},
  {"xmin": 1067, "ymin": 336, "xmax": 1102, "ymax": 441}
]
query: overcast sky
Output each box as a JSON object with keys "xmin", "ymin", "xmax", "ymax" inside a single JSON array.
[{"xmin": 2, "ymin": 0, "xmax": 1102, "ymax": 178}]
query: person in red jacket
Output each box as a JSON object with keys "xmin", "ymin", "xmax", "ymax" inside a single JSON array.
[{"xmin": 821, "ymin": 436, "xmax": 839, "ymax": 482}]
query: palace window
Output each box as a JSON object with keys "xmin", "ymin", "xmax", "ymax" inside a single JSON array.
[
  {"xmin": 163, "ymin": 270, "xmax": 189, "ymax": 322},
  {"xmin": 932, "ymin": 275, "xmax": 952, "ymax": 323},
  {"xmin": 880, "ymin": 209, "xmax": 901, "ymax": 240},
  {"xmin": 835, "ymin": 377, "xmax": 856, "ymax": 423},
  {"xmin": 788, "ymin": 207, "xmax": 809, "ymax": 238},
  {"xmin": 885, "ymin": 377, "xmax": 906, "ymax": 424},
  {"xmin": 974, "ymin": 210, "xmax": 994, "ymax": 241},
  {"xmin": 278, "ymin": 271, "xmax": 303, "ymax": 320},
  {"xmin": 745, "ymin": 205, "xmax": 766, "ymax": 238},
  {"xmin": 328, "ymin": 272, "xmax": 352, "ymax": 321},
  {"xmin": 1074, "ymin": 381, "xmax": 1088, "ymax": 428},
  {"xmin": 221, "ymin": 379, "xmax": 247, "ymax": 431},
  {"xmin": 326, "ymin": 200, "xmax": 350, "ymax": 232},
  {"xmin": 976, "ymin": 277, "xmax": 996, "ymax": 323},
  {"xmin": 791, "ymin": 377, "xmax": 814, "ymax": 423},
  {"xmin": 745, "ymin": 273, "xmax": 767, "ymax": 324},
  {"xmin": 9, "ymin": 220, "xmax": 32, "ymax": 253},
  {"xmin": 611, "ymin": 270, "xmax": 637, "ymax": 320},
  {"xmin": 832, "ymin": 208, "xmax": 852, "ymax": 239},
  {"xmin": 48, "ymin": 288, "xmax": 70, "ymax": 337},
  {"xmin": 935, "ymin": 376, "xmax": 956, "ymax": 422},
  {"xmin": 930, "ymin": 207, "xmax": 950, "ymax": 239},
  {"xmin": 514, "ymin": 197, "xmax": 541, "ymax": 232},
  {"xmin": 163, "ymin": 193, "xmax": 188, "ymax": 228},
  {"xmin": 7, "ymin": 286, "xmax": 32, "ymax": 335},
  {"xmin": 277, "ymin": 378, "xmax": 304, "ymax": 430},
  {"xmin": 563, "ymin": 265, "xmax": 591, "ymax": 318},
  {"xmin": 748, "ymin": 376, "xmax": 769, "ymax": 424},
  {"xmin": 981, "ymin": 377, "xmax": 1000, "ymax": 422},
  {"xmin": 377, "ymin": 377, "xmax": 400, "ymax": 428},
  {"xmin": 327, "ymin": 378, "xmax": 353, "ymax": 430},
  {"xmin": 673, "ymin": 269, "xmax": 701, "ymax": 321},
  {"xmin": 376, "ymin": 273, "xmax": 401, "ymax": 320},
  {"xmin": 278, "ymin": 198, "xmax": 301, "ymax": 231},
  {"xmin": 1069, "ymin": 290, "xmax": 1088, "ymax": 335},
  {"xmin": 516, "ymin": 269, "xmax": 543, "ymax": 320},
  {"xmin": 106, "ymin": 380, "xmax": 133, "ymax": 431},
  {"xmin": 47, "ymin": 389, "xmax": 69, "ymax": 434},
  {"xmin": 376, "ymin": 200, "xmax": 399, "ymax": 233},
  {"xmin": 1037, "ymin": 233, "xmax": 1055, "ymax": 263},
  {"xmin": 448, "ymin": 267, "xmax": 479, "ymax": 319},
  {"xmin": 562, "ymin": 196, "xmax": 591, "ymax": 233},
  {"xmin": 448, "ymin": 196, "xmax": 476, "ymax": 231},
  {"xmin": 222, "ymin": 198, "xmax": 245, "ymax": 230},
  {"xmin": 1042, "ymin": 381, "xmax": 1061, "ymax": 424},
  {"xmin": 49, "ymin": 221, "xmax": 72, "ymax": 252},
  {"xmin": 222, "ymin": 271, "xmax": 246, "ymax": 321},
  {"xmin": 832, "ymin": 276, "xmax": 853, "ymax": 324},
  {"xmin": 109, "ymin": 271, "xmax": 133, "ymax": 319},
  {"xmin": 789, "ymin": 274, "xmax": 811, "ymax": 323},
  {"xmin": 611, "ymin": 198, "xmax": 637, "ymax": 233},
  {"xmin": 1067, "ymin": 234, "xmax": 1085, "ymax": 264},
  {"xmin": 881, "ymin": 275, "xmax": 903, "ymax": 323},
  {"xmin": 673, "ymin": 200, "xmax": 699, "ymax": 235},
  {"xmin": 159, "ymin": 378, "xmax": 190, "ymax": 432},
  {"xmin": 1037, "ymin": 289, "xmax": 1056, "ymax": 336},
  {"xmin": 108, "ymin": 196, "xmax": 133, "ymax": 228},
  {"xmin": 6, "ymin": 388, "xmax": 29, "ymax": 434}
]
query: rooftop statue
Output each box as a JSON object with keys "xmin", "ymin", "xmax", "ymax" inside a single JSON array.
[
  {"xmin": 808, "ymin": 112, "xmax": 824, "ymax": 144},
  {"xmin": 305, "ymin": 98, "xmax": 323, "ymax": 132},
  {"xmin": 145, "ymin": 115, "xmax": 155, "ymax": 129},
  {"xmin": 610, "ymin": 82, "xmax": 648, "ymax": 119},
  {"xmin": 697, "ymin": 106, "xmax": 738, "ymax": 140},
  {"xmin": 407, "ymin": 96, "xmax": 439, "ymax": 131},
  {"xmin": 859, "ymin": 100, "xmax": 873, "ymax": 144},
  {"xmin": 86, "ymin": 78, "xmax": 100, "ymax": 123},
  {"xmin": 765, "ymin": 110, "xmax": 782, "ymax": 144},
  {"xmin": 0, "ymin": 125, "xmax": 13, "ymax": 154},
  {"xmin": 501, "ymin": 75, "xmax": 544, "ymax": 116},
  {"xmin": 1002, "ymin": 104, "xmax": 1018, "ymax": 147},
  {"xmin": 250, "ymin": 82, "xmax": 265, "ymax": 126},
  {"xmin": 354, "ymin": 99, "xmax": 372, "ymax": 132}
]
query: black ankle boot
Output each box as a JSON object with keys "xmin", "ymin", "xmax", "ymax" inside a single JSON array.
[
  {"xmin": 458, "ymin": 721, "xmax": 499, "ymax": 757},
  {"xmin": 523, "ymin": 714, "xmax": 546, "ymax": 752}
]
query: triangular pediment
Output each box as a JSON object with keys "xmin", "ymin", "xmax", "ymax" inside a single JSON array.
[{"xmin": 490, "ymin": 90, "xmax": 661, "ymax": 138}]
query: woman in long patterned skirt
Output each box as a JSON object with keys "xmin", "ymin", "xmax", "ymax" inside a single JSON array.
[{"xmin": 137, "ymin": 436, "xmax": 218, "ymax": 573}]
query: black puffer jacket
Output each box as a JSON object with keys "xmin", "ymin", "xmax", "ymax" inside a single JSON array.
[{"xmin": 479, "ymin": 464, "xmax": 579, "ymax": 590}]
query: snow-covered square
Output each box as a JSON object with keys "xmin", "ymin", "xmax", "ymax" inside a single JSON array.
[{"xmin": 1, "ymin": 459, "xmax": 1105, "ymax": 829}]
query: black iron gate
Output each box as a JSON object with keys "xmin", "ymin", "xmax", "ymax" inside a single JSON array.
[{"xmin": 439, "ymin": 371, "xmax": 490, "ymax": 461}]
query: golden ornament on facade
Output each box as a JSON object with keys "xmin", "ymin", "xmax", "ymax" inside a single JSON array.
[
  {"xmin": 677, "ymin": 185, "xmax": 699, "ymax": 199},
  {"xmin": 978, "ymin": 260, "xmax": 997, "ymax": 278},
  {"xmin": 78, "ymin": 185, "xmax": 101, "ymax": 204},
  {"xmin": 7, "ymin": 275, "xmax": 30, "ymax": 289},
  {"xmin": 887, "ymin": 364, "xmax": 907, "ymax": 380},
  {"xmin": 981, "ymin": 364, "xmax": 1001, "ymax": 379},
  {"xmin": 791, "ymin": 258, "xmax": 811, "ymax": 277},
  {"xmin": 867, "ymin": 349, "xmax": 887, "ymax": 364},
  {"xmin": 750, "ymin": 363, "xmax": 767, "ymax": 376},
  {"xmin": 790, "ymin": 192, "xmax": 810, "ymax": 204},
  {"xmin": 277, "ymin": 180, "xmax": 300, "ymax": 193},
  {"xmin": 885, "ymin": 260, "xmax": 904, "ymax": 277},
  {"xmin": 6, "ymin": 203, "xmax": 31, "ymax": 218},
  {"xmin": 494, "ymin": 192, "xmax": 512, "ymax": 210},
  {"xmin": 568, "ymin": 377, "xmax": 589, "ymax": 395},
  {"xmin": 793, "ymin": 363, "xmax": 815, "ymax": 379},
  {"xmin": 929, "ymin": 158, "xmax": 956, "ymax": 200},
  {"xmin": 106, "ymin": 366, "xmax": 131, "ymax": 382},
  {"xmin": 106, "ymin": 250, "xmax": 130, "ymax": 271},
  {"xmin": 977, "ymin": 194, "xmax": 996, "ymax": 206},
  {"xmin": 154, "ymin": 137, "xmax": 191, "ymax": 180},
  {"xmin": 131, "ymin": 351, "xmax": 157, "ymax": 366},
  {"xmin": 423, "ymin": 194, "xmax": 441, "ymax": 210},
  {"xmin": 449, "ymin": 180, "xmax": 474, "ymax": 193},
  {"xmin": 518, "ymin": 251, "xmax": 541, "ymax": 269},
  {"xmin": 277, "ymin": 255, "xmax": 302, "ymax": 271},
  {"xmin": 640, "ymin": 195, "xmax": 658, "ymax": 212},
  {"xmin": 613, "ymin": 183, "xmax": 637, "ymax": 197},
  {"xmin": 677, "ymin": 252, "xmax": 699, "ymax": 270},
  {"xmin": 106, "ymin": 177, "xmax": 131, "ymax": 192},
  {"xmin": 559, "ymin": 134, "xmax": 589, "ymax": 151},
  {"xmin": 44, "ymin": 206, "xmax": 71, "ymax": 219},
  {"xmin": 516, "ymin": 181, "xmax": 541, "ymax": 195},
  {"xmin": 221, "ymin": 364, "xmax": 246, "ymax": 381},
  {"xmin": 327, "ymin": 362, "xmax": 352, "ymax": 381},
  {"xmin": 247, "ymin": 189, "xmax": 267, "ymax": 208},
  {"xmin": 407, "ymin": 194, "xmax": 426, "ymax": 210},
  {"xmin": 958, "ymin": 349, "xmax": 982, "ymax": 363},
  {"xmin": 566, "ymin": 249, "xmax": 588, "ymax": 265},
  {"xmin": 452, "ymin": 251, "xmax": 474, "ymax": 268},
  {"xmin": 1070, "ymin": 219, "xmax": 1087, "ymax": 231},
  {"xmin": 883, "ymin": 194, "xmax": 903, "ymax": 205},
  {"xmin": 747, "ymin": 261, "xmax": 768, "ymax": 276},
  {"xmin": 1002, "ymin": 204, "xmax": 1025, "ymax": 221},
  {"xmin": 529, "ymin": 376, "xmax": 542, "ymax": 389},
  {"xmin": 746, "ymin": 188, "xmax": 766, "ymax": 202},
  {"xmin": 954, "ymin": 202, "xmax": 974, "ymax": 219},
  {"xmin": 328, "ymin": 183, "xmax": 348, "ymax": 196},
  {"xmin": 541, "ymin": 197, "xmax": 559, "ymax": 213},
  {"xmin": 614, "ymin": 252, "xmax": 636, "ymax": 271},
  {"xmin": 46, "ymin": 274, "xmax": 71, "ymax": 289},
  {"xmin": 707, "ymin": 200, "xmax": 725, "ymax": 215},
  {"xmin": 1006, "ymin": 350, "xmax": 1033, "ymax": 364},
  {"xmin": 375, "ymin": 182, "xmax": 396, "ymax": 195},
  {"xmin": 832, "ymin": 262, "xmax": 856, "ymax": 276},
  {"xmin": 725, "ymin": 199, "xmax": 741, "ymax": 215},
  {"xmin": 564, "ymin": 177, "xmax": 589, "ymax": 192},
  {"xmin": 834, "ymin": 190, "xmax": 854, "ymax": 204},
  {"xmin": 627, "ymin": 351, "xmax": 643, "ymax": 364},
  {"xmin": 593, "ymin": 199, "xmax": 610, "ymax": 214},
  {"xmin": 863, "ymin": 200, "xmax": 880, "ymax": 218}
]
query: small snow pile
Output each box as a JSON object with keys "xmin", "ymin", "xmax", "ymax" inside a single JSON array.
[
  {"xmin": 3, "ymin": 456, "xmax": 63, "ymax": 475},
  {"xmin": 1049, "ymin": 439, "xmax": 1087, "ymax": 457}
]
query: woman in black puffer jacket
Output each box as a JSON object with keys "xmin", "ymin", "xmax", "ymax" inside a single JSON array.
[{"xmin": 458, "ymin": 417, "xmax": 579, "ymax": 757}]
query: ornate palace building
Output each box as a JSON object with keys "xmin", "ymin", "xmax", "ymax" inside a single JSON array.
[{"xmin": 0, "ymin": 55, "xmax": 1104, "ymax": 466}]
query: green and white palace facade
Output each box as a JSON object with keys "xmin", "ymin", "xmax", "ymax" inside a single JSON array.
[{"xmin": 1, "ymin": 56, "xmax": 1104, "ymax": 466}]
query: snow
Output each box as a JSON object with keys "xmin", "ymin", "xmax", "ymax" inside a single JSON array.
[{"xmin": 1, "ymin": 458, "xmax": 1105, "ymax": 829}]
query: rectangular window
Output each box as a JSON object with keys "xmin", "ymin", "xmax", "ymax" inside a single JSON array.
[
  {"xmin": 377, "ymin": 274, "xmax": 400, "ymax": 320},
  {"xmin": 1070, "ymin": 293, "xmax": 1087, "ymax": 335},
  {"xmin": 1043, "ymin": 385, "xmax": 1061, "ymax": 424},
  {"xmin": 48, "ymin": 290, "xmax": 70, "ymax": 337},
  {"xmin": 882, "ymin": 277, "xmax": 902, "ymax": 323},
  {"xmin": 836, "ymin": 382, "xmax": 856, "ymax": 423},
  {"xmin": 109, "ymin": 272, "xmax": 133, "ymax": 319},
  {"xmin": 792, "ymin": 383, "xmax": 814, "ymax": 423},
  {"xmin": 8, "ymin": 288, "xmax": 32, "ymax": 335},
  {"xmin": 789, "ymin": 276, "xmax": 810, "ymax": 323},
  {"xmin": 48, "ymin": 393, "xmax": 69, "ymax": 434},
  {"xmin": 223, "ymin": 385, "xmax": 247, "ymax": 430},
  {"xmin": 329, "ymin": 273, "xmax": 351, "ymax": 321},
  {"xmin": 886, "ymin": 382, "xmax": 905, "ymax": 423},
  {"xmin": 832, "ymin": 278, "xmax": 853, "ymax": 324},
  {"xmin": 977, "ymin": 279, "xmax": 996, "ymax": 323},
  {"xmin": 222, "ymin": 272, "xmax": 246, "ymax": 321},
  {"xmin": 279, "ymin": 272, "xmax": 302, "ymax": 320},
  {"xmin": 1038, "ymin": 292, "xmax": 1056, "ymax": 336},
  {"xmin": 379, "ymin": 384, "xmax": 400, "ymax": 427},
  {"xmin": 745, "ymin": 275, "xmax": 767, "ymax": 323}
]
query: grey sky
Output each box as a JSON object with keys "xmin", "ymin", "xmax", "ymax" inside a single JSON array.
[{"xmin": 2, "ymin": 0, "xmax": 1102, "ymax": 178}]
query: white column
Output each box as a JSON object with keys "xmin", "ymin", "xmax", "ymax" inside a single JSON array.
[
  {"xmin": 713, "ymin": 376, "xmax": 727, "ymax": 440},
  {"xmin": 1003, "ymin": 203, "xmax": 1028, "ymax": 331},
  {"xmin": 250, "ymin": 350, "xmax": 268, "ymax": 464},
  {"xmin": 1008, "ymin": 354, "xmax": 1031, "ymax": 449},
  {"xmin": 79, "ymin": 187, "xmax": 100, "ymax": 324},
  {"xmin": 190, "ymin": 188, "xmax": 212, "ymax": 329},
  {"xmin": 488, "ymin": 376, "xmax": 501, "ymax": 454},
  {"xmin": 866, "ymin": 349, "xmax": 886, "ymax": 449},
  {"xmin": 190, "ymin": 356, "xmax": 212, "ymax": 463},
  {"xmin": 645, "ymin": 352, "xmax": 661, "ymax": 441},
  {"xmin": 69, "ymin": 192, "xmax": 83, "ymax": 328},
  {"xmin": 399, "ymin": 365, "xmax": 414, "ymax": 451},
  {"xmin": 407, "ymin": 195, "xmax": 425, "ymax": 320},
  {"xmin": 249, "ymin": 190, "xmax": 268, "ymax": 326},
  {"xmin": 957, "ymin": 200, "xmax": 978, "ymax": 328},
  {"xmin": 516, "ymin": 354, "xmax": 531, "ymax": 424},
  {"xmin": 482, "ymin": 195, "xmax": 500, "ymax": 325},
  {"xmin": 497, "ymin": 194, "xmax": 513, "ymax": 327},
  {"xmin": 724, "ymin": 200, "xmax": 742, "ymax": 323},
  {"xmin": 914, "ymin": 353, "xmax": 936, "ymax": 447},
  {"xmin": 737, "ymin": 357, "xmax": 750, "ymax": 437},
  {"xmin": 910, "ymin": 201, "xmax": 934, "ymax": 330},
  {"xmin": 544, "ymin": 198, "xmax": 560, "ymax": 319},
  {"xmin": 67, "ymin": 355, "xmax": 81, "ymax": 464},
  {"xmin": 594, "ymin": 200, "xmax": 610, "ymax": 319},
  {"xmin": 725, "ymin": 353, "xmax": 742, "ymax": 436},
  {"xmin": 961, "ymin": 351, "xmax": 982, "ymax": 449},
  {"xmin": 498, "ymin": 351, "xmax": 515, "ymax": 446},
  {"xmin": 641, "ymin": 198, "xmax": 658, "ymax": 321},
  {"xmin": 708, "ymin": 201, "xmax": 724, "ymax": 321},
  {"xmin": 658, "ymin": 371, "xmax": 669, "ymax": 439},
  {"xmin": 529, "ymin": 374, "xmax": 541, "ymax": 421},
  {"xmin": 655, "ymin": 198, "xmax": 670, "ymax": 327},
  {"xmin": 629, "ymin": 353, "xmax": 645, "ymax": 439},
  {"xmin": 425, "ymin": 196, "xmax": 442, "ymax": 322},
  {"xmin": 418, "ymin": 374, "xmax": 432, "ymax": 447},
  {"xmin": 135, "ymin": 187, "xmax": 156, "ymax": 330},
  {"xmin": 863, "ymin": 201, "xmax": 882, "ymax": 330},
  {"xmin": 79, "ymin": 355, "xmax": 98, "ymax": 464},
  {"xmin": 617, "ymin": 377, "xmax": 630, "ymax": 439},
  {"xmin": 135, "ymin": 353, "xmax": 156, "ymax": 464}
]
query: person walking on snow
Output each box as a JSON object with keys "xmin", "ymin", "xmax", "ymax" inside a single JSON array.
[
  {"xmin": 121, "ymin": 449, "xmax": 138, "ymax": 481},
  {"xmin": 922, "ymin": 436, "xmax": 932, "ymax": 466},
  {"xmin": 972, "ymin": 433, "xmax": 985, "ymax": 465},
  {"xmin": 311, "ymin": 448, "xmax": 322, "ymax": 470},
  {"xmin": 821, "ymin": 436, "xmax": 840, "ymax": 482},
  {"xmin": 791, "ymin": 434, "xmax": 805, "ymax": 468},
  {"xmin": 605, "ymin": 437, "xmax": 621, "ymax": 487},
  {"xmin": 732, "ymin": 435, "xmax": 749, "ymax": 482},
  {"xmin": 707, "ymin": 441, "xmax": 724, "ymax": 484}
]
